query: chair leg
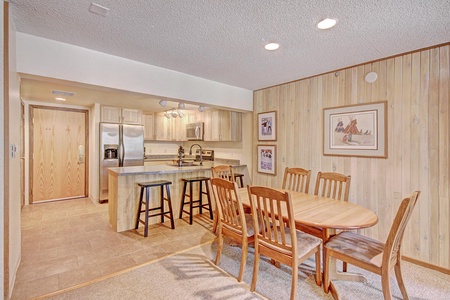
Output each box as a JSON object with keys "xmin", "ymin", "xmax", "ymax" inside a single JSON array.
[
  {"xmin": 160, "ymin": 185, "xmax": 165, "ymax": 223},
  {"xmin": 394, "ymin": 260, "xmax": 409, "ymax": 300},
  {"xmin": 238, "ymin": 239, "xmax": 248, "ymax": 282},
  {"xmin": 314, "ymin": 248, "xmax": 322, "ymax": 286},
  {"xmin": 291, "ymin": 261, "xmax": 298, "ymax": 300},
  {"xmin": 323, "ymin": 248, "xmax": 331, "ymax": 294},
  {"xmin": 381, "ymin": 268, "xmax": 393, "ymax": 300},
  {"xmin": 144, "ymin": 187, "xmax": 150, "ymax": 237},
  {"xmin": 165, "ymin": 184, "xmax": 175, "ymax": 229},
  {"xmin": 135, "ymin": 187, "xmax": 144, "ymax": 229},
  {"xmin": 343, "ymin": 261, "xmax": 348, "ymax": 272},
  {"xmin": 211, "ymin": 208, "xmax": 218, "ymax": 234},
  {"xmin": 179, "ymin": 181, "xmax": 188, "ymax": 219},
  {"xmin": 204, "ymin": 180, "xmax": 214, "ymax": 219},
  {"xmin": 250, "ymin": 244, "xmax": 260, "ymax": 292},
  {"xmin": 214, "ymin": 224, "xmax": 223, "ymax": 266},
  {"xmin": 189, "ymin": 181, "xmax": 194, "ymax": 224}
]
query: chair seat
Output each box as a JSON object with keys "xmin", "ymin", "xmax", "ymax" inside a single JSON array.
[
  {"xmin": 269, "ymin": 229, "xmax": 321, "ymax": 258},
  {"xmin": 325, "ymin": 231, "xmax": 384, "ymax": 267}
]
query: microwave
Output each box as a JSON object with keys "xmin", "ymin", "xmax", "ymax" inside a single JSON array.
[{"xmin": 186, "ymin": 122, "xmax": 204, "ymax": 141}]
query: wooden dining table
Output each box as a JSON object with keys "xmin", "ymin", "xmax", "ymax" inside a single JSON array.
[{"xmin": 238, "ymin": 187, "xmax": 378, "ymax": 299}]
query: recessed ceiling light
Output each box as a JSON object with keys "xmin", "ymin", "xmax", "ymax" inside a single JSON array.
[
  {"xmin": 317, "ymin": 18, "xmax": 337, "ymax": 30},
  {"xmin": 264, "ymin": 43, "xmax": 280, "ymax": 51},
  {"xmin": 55, "ymin": 97, "xmax": 66, "ymax": 101}
]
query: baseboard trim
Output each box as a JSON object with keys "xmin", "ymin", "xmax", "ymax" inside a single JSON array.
[{"xmin": 402, "ymin": 255, "xmax": 450, "ymax": 275}]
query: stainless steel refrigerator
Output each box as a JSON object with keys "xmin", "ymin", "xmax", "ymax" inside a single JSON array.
[{"xmin": 99, "ymin": 123, "xmax": 144, "ymax": 203}]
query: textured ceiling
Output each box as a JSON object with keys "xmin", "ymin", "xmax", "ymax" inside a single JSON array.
[{"xmin": 10, "ymin": 0, "xmax": 450, "ymax": 110}]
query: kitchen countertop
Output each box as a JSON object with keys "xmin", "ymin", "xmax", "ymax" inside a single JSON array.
[{"xmin": 108, "ymin": 161, "xmax": 245, "ymax": 176}]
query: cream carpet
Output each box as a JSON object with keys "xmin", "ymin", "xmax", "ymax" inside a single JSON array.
[{"xmin": 40, "ymin": 240, "xmax": 450, "ymax": 300}]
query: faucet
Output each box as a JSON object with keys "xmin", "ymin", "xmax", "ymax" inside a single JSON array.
[
  {"xmin": 177, "ymin": 145, "xmax": 184, "ymax": 167},
  {"xmin": 189, "ymin": 144, "xmax": 203, "ymax": 166}
]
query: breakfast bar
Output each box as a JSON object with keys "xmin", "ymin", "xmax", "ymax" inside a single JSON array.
[{"xmin": 108, "ymin": 162, "xmax": 249, "ymax": 232}]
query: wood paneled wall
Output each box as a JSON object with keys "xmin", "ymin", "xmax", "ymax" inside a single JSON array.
[{"xmin": 253, "ymin": 44, "xmax": 449, "ymax": 269}]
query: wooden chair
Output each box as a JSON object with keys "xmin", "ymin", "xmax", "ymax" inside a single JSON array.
[
  {"xmin": 282, "ymin": 167, "xmax": 311, "ymax": 193},
  {"xmin": 211, "ymin": 165, "xmax": 236, "ymax": 233},
  {"xmin": 247, "ymin": 185, "xmax": 322, "ymax": 299},
  {"xmin": 211, "ymin": 178, "xmax": 254, "ymax": 282},
  {"xmin": 323, "ymin": 191, "xmax": 420, "ymax": 299},
  {"xmin": 314, "ymin": 171, "xmax": 351, "ymax": 201}
]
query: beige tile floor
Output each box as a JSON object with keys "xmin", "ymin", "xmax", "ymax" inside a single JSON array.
[{"xmin": 12, "ymin": 197, "xmax": 217, "ymax": 300}]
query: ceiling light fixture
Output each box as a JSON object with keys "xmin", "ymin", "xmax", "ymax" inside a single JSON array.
[
  {"xmin": 55, "ymin": 97, "xmax": 66, "ymax": 101},
  {"xmin": 264, "ymin": 43, "xmax": 279, "ymax": 51},
  {"xmin": 198, "ymin": 106, "xmax": 206, "ymax": 112},
  {"xmin": 159, "ymin": 100, "xmax": 167, "ymax": 107},
  {"xmin": 317, "ymin": 18, "xmax": 337, "ymax": 29},
  {"xmin": 178, "ymin": 102, "xmax": 185, "ymax": 109}
]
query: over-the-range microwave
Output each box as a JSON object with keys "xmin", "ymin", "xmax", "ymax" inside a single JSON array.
[{"xmin": 186, "ymin": 122, "xmax": 204, "ymax": 141}]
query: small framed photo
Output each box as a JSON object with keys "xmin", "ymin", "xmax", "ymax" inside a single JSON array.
[
  {"xmin": 257, "ymin": 145, "xmax": 276, "ymax": 175},
  {"xmin": 258, "ymin": 111, "xmax": 277, "ymax": 141},
  {"xmin": 323, "ymin": 101, "xmax": 387, "ymax": 158}
]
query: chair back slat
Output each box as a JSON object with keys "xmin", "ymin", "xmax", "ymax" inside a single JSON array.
[
  {"xmin": 282, "ymin": 167, "xmax": 311, "ymax": 193},
  {"xmin": 248, "ymin": 186, "xmax": 296, "ymax": 254},
  {"xmin": 314, "ymin": 172, "xmax": 351, "ymax": 201},
  {"xmin": 211, "ymin": 165, "xmax": 235, "ymax": 182},
  {"xmin": 383, "ymin": 191, "xmax": 420, "ymax": 267},
  {"xmin": 211, "ymin": 178, "xmax": 246, "ymax": 233}
]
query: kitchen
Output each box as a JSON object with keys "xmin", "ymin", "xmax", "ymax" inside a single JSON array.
[{"xmin": 3, "ymin": 1, "xmax": 450, "ymax": 299}]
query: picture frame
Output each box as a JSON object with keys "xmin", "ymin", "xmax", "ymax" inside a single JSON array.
[
  {"xmin": 257, "ymin": 145, "xmax": 277, "ymax": 175},
  {"xmin": 258, "ymin": 111, "xmax": 277, "ymax": 141},
  {"xmin": 323, "ymin": 101, "xmax": 387, "ymax": 158}
]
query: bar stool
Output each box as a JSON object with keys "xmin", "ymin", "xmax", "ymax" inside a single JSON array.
[
  {"xmin": 135, "ymin": 180, "xmax": 175, "ymax": 237},
  {"xmin": 234, "ymin": 173, "xmax": 244, "ymax": 188},
  {"xmin": 179, "ymin": 177, "xmax": 214, "ymax": 224}
]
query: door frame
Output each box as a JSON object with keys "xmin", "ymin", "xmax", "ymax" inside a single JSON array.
[{"xmin": 29, "ymin": 105, "xmax": 89, "ymax": 203}]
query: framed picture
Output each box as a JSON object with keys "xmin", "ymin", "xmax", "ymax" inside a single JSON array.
[
  {"xmin": 258, "ymin": 111, "xmax": 277, "ymax": 141},
  {"xmin": 257, "ymin": 145, "xmax": 277, "ymax": 175},
  {"xmin": 323, "ymin": 101, "xmax": 387, "ymax": 158}
]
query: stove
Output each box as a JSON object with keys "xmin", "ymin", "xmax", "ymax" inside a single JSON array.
[{"xmin": 195, "ymin": 149, "xmax": 214, "ymax": 161}]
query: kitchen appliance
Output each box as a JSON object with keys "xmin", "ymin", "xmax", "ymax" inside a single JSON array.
[
  {"xmin": 186, "ymin": 122, "xmax": 204, "ymax": 141},
  {"xmin": 195, "ymin": 149, "xmax": 214, "ymax": 161},
  {"xmin": 99, "ymin": 123, "xmax": 144, "ymax": 203}
]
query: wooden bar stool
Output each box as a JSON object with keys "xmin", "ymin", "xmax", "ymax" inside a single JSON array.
[
  {"xmin": 234, "ymin": 173, "xmax": 244, "ymax": 188},
  {"xmin": 179, "ymin": 177, "xmax": 214, "ymax": 224},
  {"xmin": 135, "ymin": 180, "xmax": 175, "ymax": 237}
]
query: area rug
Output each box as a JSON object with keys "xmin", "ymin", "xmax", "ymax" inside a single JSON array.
[{"xmin": 41, "ymin": 240, "xmax": 450, "ymax": 300}]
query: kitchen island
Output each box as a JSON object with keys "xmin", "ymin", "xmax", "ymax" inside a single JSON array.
[{"xmin": 108, "ymin": 161, "xmax": 249, "ymax": 232}]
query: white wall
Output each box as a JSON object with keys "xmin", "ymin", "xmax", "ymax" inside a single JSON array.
[
  {"xmin": 8, "ymin": 12, "xmax": 22, "ymax": 297},
  {"xmin": 15, "ymin": 33, "xmax": 253, "ymax": 112}
]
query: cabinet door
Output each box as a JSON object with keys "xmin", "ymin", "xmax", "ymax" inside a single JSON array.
[
  {"xmin": 230, "ymin": 111, "xmax": 242, "ymax": 141},
  {"xmin": 154, "ymin": 114, "xmax": 171, "ymax": 141},
  {"xmin": 143, "ymin": 113, "xmax": 154, "ymax": 140},
  {"xmin": 210, "ymin": 109, "xmax": 221, "ymax": 141},
  {"xmin": 101, "ymin": 106, "xmax": 121, "ymax": 123},
  {"xmin": 121, "ymin": 108, "xmax": 142, "ymax": 124},
  {"xmin": 171, "ymin": 117, "xmax": 187, "ymax": 141},
  {"xmin": 203, "ymin": 110, "xmax": 212, "ymax": 141}
]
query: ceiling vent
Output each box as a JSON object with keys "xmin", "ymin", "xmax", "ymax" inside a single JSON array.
[
  {"xmin": 89, "ymin": 3, "xmax": 110, "ymax": 17},
  {"xmin": 51, "ymin": 90, "xmax": 76, "ymax": 97}
]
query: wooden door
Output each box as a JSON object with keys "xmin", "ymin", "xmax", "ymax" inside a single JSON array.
[{"xmin": 31, "ymin": 106, "xmax": 88, "ymax": 202}]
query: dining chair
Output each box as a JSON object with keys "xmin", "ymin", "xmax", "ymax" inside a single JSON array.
[
  {"xmin": 211, "ymin": 178, "xmax": 254, "ymax": 282},
  {"xmin": 323, "ymin": 191, "xmax": 420, "ymax": 299},
  {"xmin": 314, "ymin": 171, "xmax": 351, "ymax": 201},
  {"xmin": 247, "ymin": 185, "xmax": 322, "ymax": 299},
  {"xmin": 282, "ymin": 167, "xmax": 311, "ymax": 193},
  {"xmin": 211, "ymin": 165, "xmax": 236, "ymax": 233}
]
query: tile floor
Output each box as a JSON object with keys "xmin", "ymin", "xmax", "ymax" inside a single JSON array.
[{"xmin": 11, "ymin": 197, "xmax": 217, "ymax": 299}]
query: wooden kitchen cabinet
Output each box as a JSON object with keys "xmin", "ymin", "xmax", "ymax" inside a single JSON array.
[
  {"xmin": 154, "ymin": 113, "xmax": 171, "ymax": 141},
  {"xmin": 143, "ymin": 113, "xmax": 154, "ymax": 140},
  {"xmin": 205, "ymin": 109, "xmax": 242, "ymax": 141},
  {"xmin": 101, "ymin": 106, "xmax": 142, "ymax": 124}
]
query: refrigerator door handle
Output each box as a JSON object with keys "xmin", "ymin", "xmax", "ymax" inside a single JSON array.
[{"xmin": 119, "ymin": 125, "xmax": 124, "ymax": 166}]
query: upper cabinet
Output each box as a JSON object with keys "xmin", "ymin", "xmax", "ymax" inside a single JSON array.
[
  {"xmin": 154, "ymin": 113, "xmax": 186, "ymax": 141},
  {"xmin": 204, "ymin": 109, "xmax": 242, "ymax": 142},
  {"xmin": 101, "ymin": 106, "xmax": 142, "ymax": 124},
  {"xmin": 143, "ymin": 113, "xmax": 154, "ymax": 140}
]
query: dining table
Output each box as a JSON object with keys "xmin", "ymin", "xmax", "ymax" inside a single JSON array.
[{"xmin": 238, "ymin": 187, "xmax": 379, "ymax": 300}]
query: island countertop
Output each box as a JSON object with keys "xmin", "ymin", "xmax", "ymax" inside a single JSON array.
[
  {"xmin": 108, "ymin": 161, "xmax": 246, "ymax": 176},
  {"xmin": 107, "ymin": 161, "xmax": 249, "ymax": 232}
]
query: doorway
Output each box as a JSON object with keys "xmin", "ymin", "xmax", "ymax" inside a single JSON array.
[{"xmin": 30, "ymin": 105, "xmax": 89, "ymax": 203}]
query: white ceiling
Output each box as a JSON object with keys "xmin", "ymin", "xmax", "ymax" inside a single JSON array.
[{"xmin": 10, "ymin": 0, "xmax": 450, "ymax": 112}]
